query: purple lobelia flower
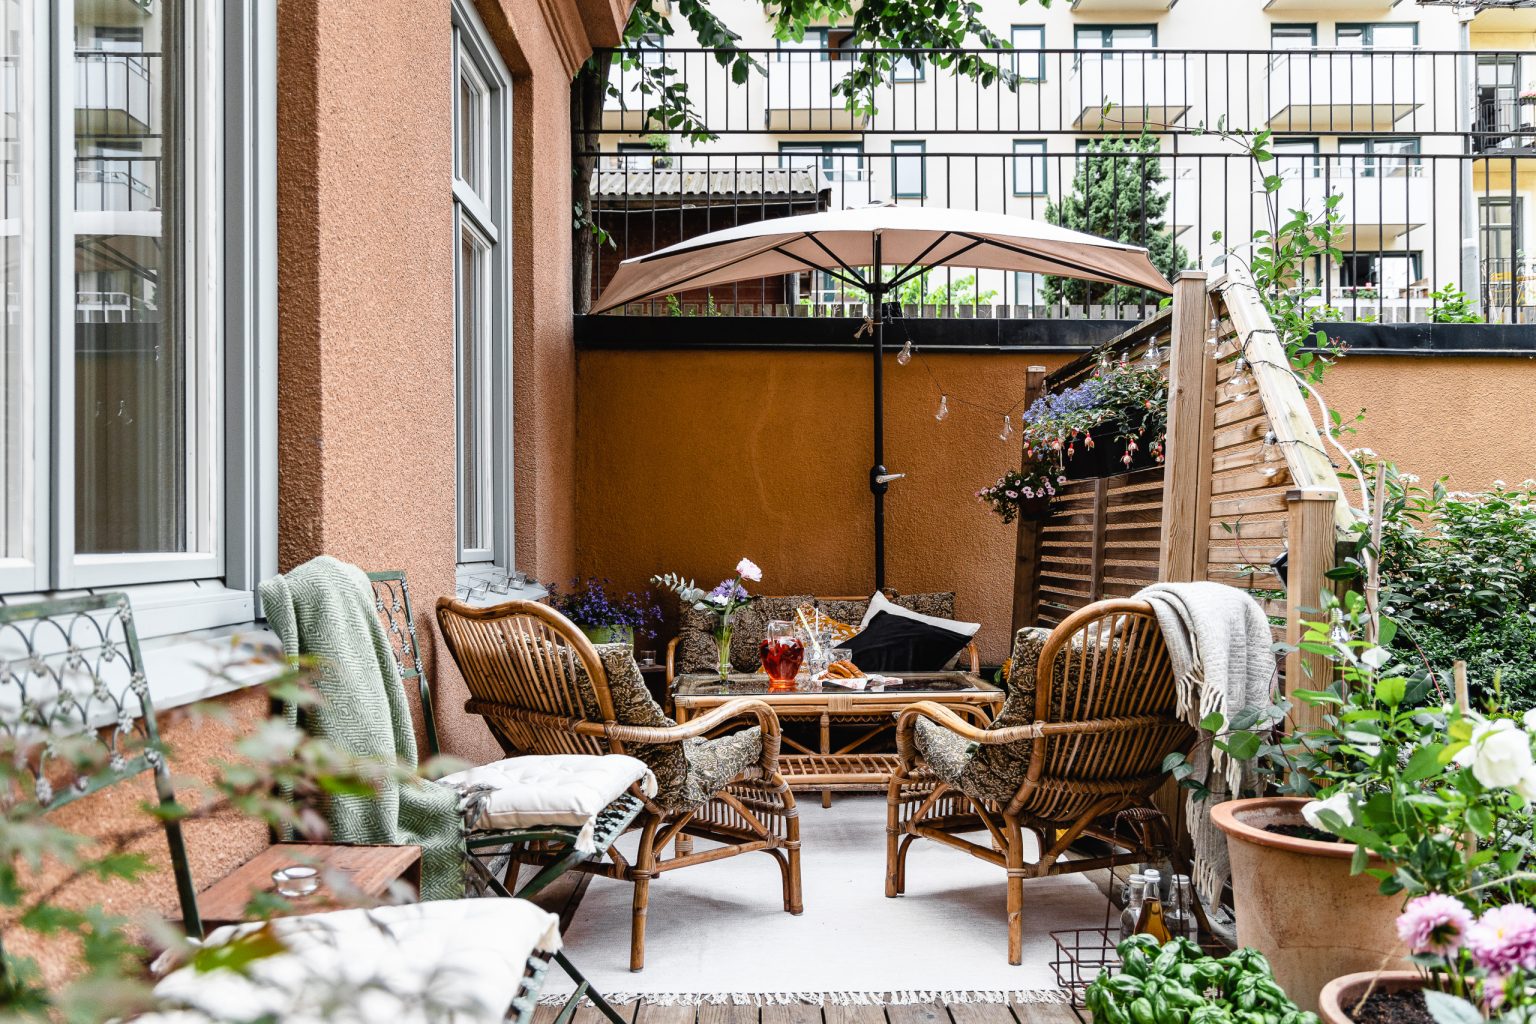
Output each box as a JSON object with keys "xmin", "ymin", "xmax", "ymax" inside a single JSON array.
[{"xmin": 1396, "ymin": 894, "xmax": 1475, "ymax": 957}]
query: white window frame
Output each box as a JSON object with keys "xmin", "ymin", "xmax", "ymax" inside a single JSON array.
[
  {"xmin": 451, "ymin": 0, "xmax": 514, "ymax": 575},
  {"xmin": 1, "ymin": 0, "xmax": 276, "ymax": 646}
]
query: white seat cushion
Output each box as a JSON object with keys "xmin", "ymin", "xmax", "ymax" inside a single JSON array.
[
  {"xmin": 439, "ymin": 753, "xmax": 657, "ymax": 852},
  {"xmin": 149, "ymin": 898, "xmax": 560, "ymax": 1024}
]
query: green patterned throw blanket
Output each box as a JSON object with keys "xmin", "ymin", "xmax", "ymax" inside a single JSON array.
[{"xmin": 259, "ymin": 556, "xmax": 466, "ymax": 899}]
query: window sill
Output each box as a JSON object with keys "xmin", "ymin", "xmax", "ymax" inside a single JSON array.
[
  {"xmin": 0, "ymin": 580, "xmax": 274, "ymax": 715},
  {"xmin": 455, "ymin": 563, "xmax": 547, "ymax": 607}
]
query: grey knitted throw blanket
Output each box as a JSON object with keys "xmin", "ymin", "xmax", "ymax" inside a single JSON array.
[
  {"xmin": 1138, "ymin": 581, "xmax": 1277, "ymax": 910},
  {"xmin": 259, "ymin": 556, "xmax": 466, "ymax": 900}
]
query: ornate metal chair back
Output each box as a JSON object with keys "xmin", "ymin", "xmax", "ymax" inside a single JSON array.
[
  {"xmin": 0, "ymin": 594, "xmax": 203, "ymax": 938},
  {"xmin": 367, "ymin": 571, "xmax": 438, "ymax": 757},
  {"xmin": 435, "ymin": 598, "xmax": 620, "ymax": 758},
  {"xmin": 1019, "ymin": 598, "xmax": 1193, "ymax": 822}
]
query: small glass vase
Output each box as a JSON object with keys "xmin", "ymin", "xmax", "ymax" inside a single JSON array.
[{"xmin": 714, "ymin": 624, "xmax": 733, "ymax": 681}]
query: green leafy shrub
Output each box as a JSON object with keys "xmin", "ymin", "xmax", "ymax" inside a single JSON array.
[{"xmin": 1085, "ymin": 936, "xmax": 1318, "ymax": 1024}]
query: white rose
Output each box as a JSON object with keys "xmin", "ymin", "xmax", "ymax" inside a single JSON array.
[
  {"xmin": 1301, "ymin": 791, "xmax": 1355, "ymax": 832},
  {"xmin": 735, "ymin": 558, "xmax": 763, "ymax": 583},
  {"xmin": 1462, "ymin": 719, "xmax": 1535, "ymax": 790},
  {"xmin": 1523, "ymin": 708, "xmax": 1536, "ymax": 733},
  {"xmin": 1360, "ymin": 646, "xmax": 1391, "ymax": 670},
  {"xmin": 1514, "ymin": 769, "xmax": 1536, "ymax": 804}
]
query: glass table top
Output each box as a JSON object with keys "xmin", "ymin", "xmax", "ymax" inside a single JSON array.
[{"xmin": 673, "ymin": 670, "xmax": 995, "ymax": 698}]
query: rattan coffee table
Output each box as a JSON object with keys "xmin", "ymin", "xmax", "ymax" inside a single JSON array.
[{"xmin": 673, "ymin": 671, "xmax": 1004, "ymax": 807}]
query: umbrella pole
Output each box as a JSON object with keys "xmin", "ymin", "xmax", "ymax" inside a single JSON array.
[{"xmin": 870, "ymin": 234, "xmax": 886, "ymax": 593}]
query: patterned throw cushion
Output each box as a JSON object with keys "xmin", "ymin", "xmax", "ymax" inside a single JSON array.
[
  {"xmin": 793, "ymin": 603, "xmax": 860, "ymax": 644},
  {"xmin": 590, "ymin": 645, "xmax": 762, "ymax": 813},
  {"xmin": 914, "ymin": 626, "xmax": 1046, "ymax": 803}
]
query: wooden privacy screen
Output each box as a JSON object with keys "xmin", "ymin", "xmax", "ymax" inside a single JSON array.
[{"xmin": 1011, "ymin": 266, "xmax": 1355, "ymax": 713}]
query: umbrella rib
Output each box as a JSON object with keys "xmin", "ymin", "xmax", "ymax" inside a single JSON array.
[
  {"xmin": 952, "ymin": 231, "xmax": 1169, "ymax": 293},
  {"xmin": 801, "ymin": 234, "xmax": 871, "ymax": 289},
  {"xmin": 600, "ymin": 238, "xmax": 794, "ymax": 311},
  {"xmin": 769, "ymin": 244, "xmax": 867, "ymax": 290},
  {"xmin": 887, "ymin": 232, "xmax": 956, "ymax": 287},
  {"xmin": 885, "ymin": 238, "xmax": 986, "ymax": 292}
]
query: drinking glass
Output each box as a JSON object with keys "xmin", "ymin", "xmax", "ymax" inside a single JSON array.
[
  {"xmin": 639, "ymin": 649, "xmax": 657, "ymax": 668},
  {"xmin": 803, "ymin": 629, "xmax": 835, "ymax": 678},
  {"xmin": 759, "ymin": 620, "xmax": 805, "ymax": 691}
]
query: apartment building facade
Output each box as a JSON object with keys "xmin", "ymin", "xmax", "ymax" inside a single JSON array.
[{"xmin": 591, "ymin": 0, "xmax": 1536, "ymax": 321}]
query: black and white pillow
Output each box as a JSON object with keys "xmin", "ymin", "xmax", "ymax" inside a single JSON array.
[{"xmin": 843, "ymin": 610, "xmax": 975, "ymax": 673}]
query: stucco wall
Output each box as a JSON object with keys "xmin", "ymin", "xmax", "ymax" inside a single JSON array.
[
  {"xmin": 29, "ymin": 0, "xmax": 618, "ymax": 984},
  {"xmin": 573, "ymin": 344, "xmax": 1536, "ymax": 663}
]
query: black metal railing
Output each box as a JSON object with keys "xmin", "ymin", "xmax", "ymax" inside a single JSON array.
[{"xmin": 578, "ymin": 45, "xmax": 1535, "ymax": 325}]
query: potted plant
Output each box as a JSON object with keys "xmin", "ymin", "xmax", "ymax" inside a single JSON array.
[
  {"xmin": 645, "ymin": 132, "xmax": 673, "ymax": 169},
  {"xmin": 652, "ymin": 558, "xmax": 761, "ymax": 681},
  {"xmin": 544, "ymin": 576, "xmax": 662, "ymax": 645},
  {"xmin": 1021, "ymin": 354, "xmax": 1167, "ymax": 481}
]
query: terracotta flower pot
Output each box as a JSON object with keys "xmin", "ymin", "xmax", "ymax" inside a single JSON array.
[
  {"xmin": 1211, "ymin": 797, "xmax": 1408, "ymax": 1013},
  {"xmin": 1318, "ymin": 971, "xmax": 1428, "ymax": 1024}
]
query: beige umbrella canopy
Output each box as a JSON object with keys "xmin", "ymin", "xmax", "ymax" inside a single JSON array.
[
  {"xmin": 590, "ymin": 204, "xmax": 1173, "ymax": 591},
  {"xmin": 591, "ymin": 204, "xmax": 1172, "ymax": 313}
]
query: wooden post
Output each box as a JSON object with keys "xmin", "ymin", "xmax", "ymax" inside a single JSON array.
[
  {"xmin": 1089, "ymin": 478, "xmax": 1109, "ymax": 600},
  {"xmin": 1010, "ymin": 366, "xmax": 1050, "ymax": 634},
  {"xmin": 1159, "ymin": 270, "xmax": 1212, "ymax": 582},
  {"xmin": 1285, "ymin": 487, "xmax": 1342, "ymax": 730}
]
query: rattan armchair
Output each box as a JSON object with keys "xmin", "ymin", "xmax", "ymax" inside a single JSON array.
[
  {"xmin": 885, "ymin": 599, "xmax": 1195, "ymax": 964},
  {"xmin": 435, "ymin": 597, "xmax": 803, "ymax": 972}
]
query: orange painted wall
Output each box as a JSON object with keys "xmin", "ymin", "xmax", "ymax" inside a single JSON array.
[{"xmin": 574, "ymin": 346, "xmax": 1536, "ymax": 663}]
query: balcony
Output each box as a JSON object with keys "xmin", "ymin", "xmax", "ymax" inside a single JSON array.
[
  {"xmin": 1068, "ymin": 0, "xmax": 1175, "ymax": 9},
  {"xmin": 75, "ymin": 158, "xmax": 158, "ymax": 213},
  {"xmin": 1265, "ymin": 52, "xmax": 1422, "ymax": 133},
  {"xmin": 764, "ymin": 58, "xmax": 869, "ymax": 132},
  {"xmin": 1264, "ymin": 0, "xmax": 1394, "ymax": 9},
  {"xmin": 1067, "ymin": 53, "xmax": 1189, "ymax": 131},
  {"xmin": 75, "ymin": 51, "xmax": 153, "ymax": 135},
  {"xmin": 1273, "ymin": 159, "xmax": 1429, "ymax": 244}
]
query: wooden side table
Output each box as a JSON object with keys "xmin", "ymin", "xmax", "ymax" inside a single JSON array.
[{"xmin": 192, "ymin": 843, "xmax": 423, "ymax": 931}]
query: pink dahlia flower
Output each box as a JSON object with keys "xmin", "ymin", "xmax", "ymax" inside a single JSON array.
[
  {"xmin": 1396, "ymin": 894, "xmax": 1474, "ymax": 957},
  {"xmin": 1469, "ymin": 904, "xmax": 1536, "ymax": 975}
]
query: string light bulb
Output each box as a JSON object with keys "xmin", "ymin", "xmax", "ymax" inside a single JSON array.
[
  {"xmin": 1143, "ymin": 335, "xmax": 1164, "ymax": 365},
  {"xmin": 934, "ymin": 394, "xmax": 949, "ymax": 422},
  {"xmin": 1206, "ymin": 316, "xmax": 1222, "ymax": 351},
  {"xmin": 1225, "ymin": 357, "xmax": 1252, "ymax": 401},
  {"xmin": 1259, "ymin": 430, "xmax": 1281, "ymax": 477},
  {"xmin": 896, "ymin": 338, "xmax": 913, "ymax": 366},
  {"xmin": 999, "ymin": 414, "xmax": 1014, "ymax": 442}
]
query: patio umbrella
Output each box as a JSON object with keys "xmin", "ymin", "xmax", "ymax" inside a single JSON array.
[{"xmin": 590, "ymin": 204, "xmax": 1174, "ymax": 591}]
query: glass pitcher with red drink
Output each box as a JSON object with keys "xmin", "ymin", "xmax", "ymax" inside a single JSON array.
[{"xmin": 759, "ymin": 620, "xmax": 805, "ymax": 692}]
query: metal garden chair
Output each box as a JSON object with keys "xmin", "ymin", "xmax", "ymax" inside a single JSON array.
[
  {"xmin": 1, "ymin": 592, "xmax": 566, "ymax": 1024},
  {"xmin": 884, "ymin": 598, "xmax": 1197, "ymax": 964}
]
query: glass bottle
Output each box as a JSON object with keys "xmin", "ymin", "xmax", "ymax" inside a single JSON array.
[
  {"xmin": 1118, "ymin": 873, "xmax": 1147, "ymax": 941},
  {"xmin": 759, "ymin": 620, "xmax": 804, "ymax": 691},
  {"xmin": 1167, "ymin": 874, "xmax": 1198, "ymax": 942},
  {"xmin": 1136, "ymin": 869, "xmax": 1172, "ymax": 942}
]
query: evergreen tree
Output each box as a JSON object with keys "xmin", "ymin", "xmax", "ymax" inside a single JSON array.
[{"xmin": 1041, "ymin": 134, "xmax": 1188, "ymax": 308}]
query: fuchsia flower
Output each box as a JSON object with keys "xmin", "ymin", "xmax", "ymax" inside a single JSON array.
[
  {"xmin": 1468, "ymin": 904, "xmax": 1536, "ymax": 975},
  {"xmin": 1396, "ymin": 894, "xmax": 1475, "ymax": 957}
]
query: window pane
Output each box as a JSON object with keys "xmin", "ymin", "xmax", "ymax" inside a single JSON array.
[
  {"xmin": 892, "ymin": 142, "xmax": 923, "ymax": 197},
  {"xmin": 457, "ymin": 61, "xmax": 486, "ymax": 196},
  {"xmin": 72, "ymin": 0, "xmax": 206, "ymax": 556},
  {"xmin": 1, "ymin": 0, "xmax": 29, "ymax": 564},
  {"xmin": 1271, "ymin": 26, "xmax": 1315, "ymax": 50},
  {"xmin": 1013, "ymin": 141, "xmax": 1045, "ymax": 195},
  {"xmin": 457, "ymin": 225, "xmax": 492, "ymax": 555},
  {"xmin": 1010, "ymin": 25, "xmax": 1044, "ymax": 81}
]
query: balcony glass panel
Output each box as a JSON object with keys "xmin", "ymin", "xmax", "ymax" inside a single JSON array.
[{"xmin": 2, "ymin": 0, "xmax": 28, "ymax": 567}]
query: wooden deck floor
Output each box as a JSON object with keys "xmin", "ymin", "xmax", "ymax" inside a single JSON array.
[{"xmin": 537, "ymin": 1000, "xmax": 1081, "ymax": 1024}]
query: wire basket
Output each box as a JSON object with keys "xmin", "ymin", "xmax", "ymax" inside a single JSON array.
[{"xmin": 1050, "ymin": 927, "xmax": 1120, "ymax": 1011}]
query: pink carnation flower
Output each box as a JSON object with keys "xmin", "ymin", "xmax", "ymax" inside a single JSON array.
[
  {"xmin": 1396, "ymin": 894, "xmax": 1474, "ymax": 957},
  {"xmin": 1469, "ymin": 904, "xmax": 1536, "ymax": 975}
]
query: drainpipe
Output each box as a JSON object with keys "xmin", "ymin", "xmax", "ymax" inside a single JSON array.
[{"xmin": 1456, "ymin": 3, "xmax": 1483, "ymax": 318}]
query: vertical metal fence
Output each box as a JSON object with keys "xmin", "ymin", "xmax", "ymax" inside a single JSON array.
[{"xmin": 577, "ymin": 46, "xmax": 1535, "ymax": 324}]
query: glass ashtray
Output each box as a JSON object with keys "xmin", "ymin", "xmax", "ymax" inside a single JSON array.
[{"xmin": 272, "ymin": 865, "xmax": 320, "ymax": 898}]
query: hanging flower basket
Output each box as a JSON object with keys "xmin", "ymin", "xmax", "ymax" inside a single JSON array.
[{"xmin": 1060, "ymin": 425, "xmax": 1160, "ymax": 481}]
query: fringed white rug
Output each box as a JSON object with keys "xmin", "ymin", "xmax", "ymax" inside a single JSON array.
[{"xmin": 540, "ymin": 793, "xmax": 1109, "ymax": 1006}]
